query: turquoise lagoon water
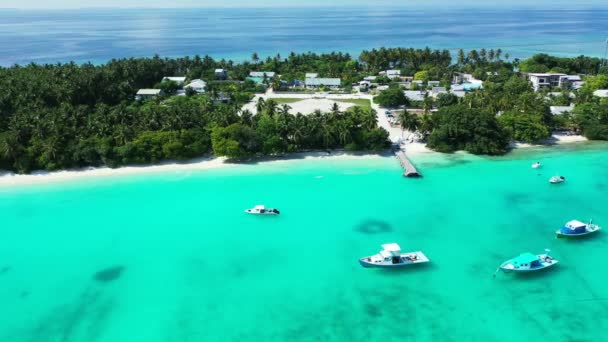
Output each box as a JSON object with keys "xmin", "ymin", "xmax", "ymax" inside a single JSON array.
[{"xmin": 1, "ymin": 143, "xmax": 608, "ymax": 341}]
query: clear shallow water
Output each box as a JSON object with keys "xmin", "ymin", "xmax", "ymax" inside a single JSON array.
[
  {"xmin": 1, "ymin": 143, "xmax": 608, "ymax": 341},
  {"xmin": 1, "ymin": 7, "xmax": 608, "ymax": 66}
]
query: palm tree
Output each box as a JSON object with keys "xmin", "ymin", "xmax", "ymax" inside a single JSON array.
[
  {"xmin": 280, "ymin": 104, "xmax": 292, "ymax": 116},
  {"xmin": 256, "ymin": 97, "xmax": 266, "ymax": 114},
  {"xmin": 398, "ymin": 110, "xmax": 419, "ymax": 137},
  {"xmin": 265, "ymin": 99, "xmax": 278, "ymax": 117},
  {"xmin": 252, "ymin": 52, "xmax": 260, "ymax": 64}
]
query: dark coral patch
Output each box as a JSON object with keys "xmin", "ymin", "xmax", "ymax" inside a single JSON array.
[{"xmin": 93, "ymin": 266, "xmax": 125, "ymax": 283}]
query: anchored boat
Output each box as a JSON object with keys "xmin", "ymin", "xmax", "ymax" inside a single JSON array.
[
  {"xmin": 359, "ymin": 243, "xmax": 429, "ymax": 268},
  {"xmin": 532, "ymin": 162, "xmax": 542, "ymax": 169},
  {"xmin": 557, "ymin": 220, "xmax": 601, "ymax": 238},
  {"xmin": 499, "ymin": 250, "xmax": 558, "ymax": 273},
  {"xmin": 245, "ymin": 205, "xmax": 280, "ymax": 215},
  {"xmin": 549, "ymin": 175, "xmax": 565, "ymax": 184}
]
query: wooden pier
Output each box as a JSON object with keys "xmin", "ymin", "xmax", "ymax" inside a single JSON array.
[{"xmin": 393, "ymin": 147, "xmax": 421, "ymax": 178}]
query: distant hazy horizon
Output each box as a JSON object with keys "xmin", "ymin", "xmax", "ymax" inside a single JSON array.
[
  {"xmin": 1, "ymin": 7, "xmax": 607, "ymax": 66},
  {"xmin": 1, "ymin": 0, "xmax": 607, "ymax": 10}
]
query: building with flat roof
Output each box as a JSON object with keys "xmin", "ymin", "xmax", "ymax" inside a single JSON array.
[
  {"xmin": 184, "ymin": 79, "xmax": 207, "ymax": 93},
  {"xmin": 135, "ymin": 89, "xmax": 163, "ymax": 100},
  {"xmin": 249, "ymin": 71, "xmax": 276, "ymax": 78},
  {"xmin": 162, "ymin": 77, "xmax": 186, "ymax": 86},
  {"xmin": 305, "ymin": 78, "xmax": 341, "ymax": 89}
]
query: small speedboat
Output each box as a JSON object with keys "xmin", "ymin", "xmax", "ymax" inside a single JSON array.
[
  {"xmin": 549, "ymin": 175, "xmax": 565, "ymax": 184},
  {"xmin": 557, "ymin": 220, "xmax": 601, "ymax": 238},
  {"xmin": 245, "ymin": 205, "xmax": 280, "ymax": 215},
  {"xmin": 359, "ymin": 243, "xmax": 429, "ymax": 268},
  {"xmin": 499, "ymin": 250, "xmax": 558, "ymax": 273},
  {"xmin": 532, "ymin": 162, "xmax": 542, "ymax": 169}
]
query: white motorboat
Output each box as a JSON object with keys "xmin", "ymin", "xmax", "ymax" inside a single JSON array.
[
  {"xmin": 531, "ymin": 162, "xmax": 541, "ymax": 169},
  {"xmin": 549, "ymin": 175, "xmax": 565, "ymax": 184},
  {"xmin": 557, "ymin": 219, "xmax": 601, "ymax": 238},
  {"xmin": 499, "ymin": 250, "xmax": 558, "ymax": 273},
  {"xmin": 245, "ymin": 205, "xmax": 280, "ymax": 215},
  {"xmin": 359, "ymin": 243, "xmax": 430, "ymax": 268}
]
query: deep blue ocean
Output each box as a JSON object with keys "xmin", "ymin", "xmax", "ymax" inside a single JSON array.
[{"xmin": 0, "ymin": 7, "xmax": 607, "ymax": 66}]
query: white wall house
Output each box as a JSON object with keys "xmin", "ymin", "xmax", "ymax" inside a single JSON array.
[
  {"xmin": 249, "ymin": 71, "xmax": 276, "ymax": 78},
  {"xmin": 305, "ymin": 73, "xmax": 318, "ymax": 79},
  {"xmin": 135, "ymin": 89, "xmax": 163, "ymax": 100},
  {"xmin": 305, "ymin": 78, "xmax": 341, "ymax": 89},
  {"xmin": 215, "ymin": 69, "xmax": 228, "ymax": 80},
  {"xmin": 594, "ymin": 89, "xmax": 608, "ymax": 98},
  {"xmin": 162, "ymin": 77, "xmax": 186, "ymax": 86},
  {"xmin": 385, "ymin": 70, "xmax": 401, "ymax": 78},
  {"xmin": 184, "ymin": 79, "xmax": 207, "ymax": 93},
  {"xmin": 527, "ymin": 73, "xmax": 583, "ymax": 92}
]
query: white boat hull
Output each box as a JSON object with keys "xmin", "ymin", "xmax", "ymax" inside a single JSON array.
[
  {"xmin": 500, "ymin": 254, "xmax": 558, "ymax": 273},
  {"xmin": 556, "ymin": 226, "xmax": 601, "ymax": 238},
  {"xmin": 359, "ymin": 251, "xmax": 430, "ymax": 268}
]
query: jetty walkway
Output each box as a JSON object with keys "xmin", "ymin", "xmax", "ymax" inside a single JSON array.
[{"xmin": 392, "ymin": 146, "xmax": 421, "ymax": 178}]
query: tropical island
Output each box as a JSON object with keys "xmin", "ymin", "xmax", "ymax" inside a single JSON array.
[{"xmin": 0, "ymin": 48, "xmax": 607, "ymax": 174}]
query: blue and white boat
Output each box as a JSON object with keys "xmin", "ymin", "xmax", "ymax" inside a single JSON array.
[
  {"xmin": 556, "ymin": 220, "xmax": 601, "ymax": 238},
  {"xmin": 499, "ymin": 250, "xmax": 558, "ymax": 273},
  {"xmin": 359, "ymin": 243, "xmax": 429, "ymax": 268},
  {"xmin": 549, "ymin": 175, "xmax": 565, "ymax": 184},
  {"xmin": 245, "ymin": 205, "xmax": 280, "ymax": 215}
]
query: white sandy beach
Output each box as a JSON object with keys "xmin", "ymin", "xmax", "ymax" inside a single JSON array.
[
  {"xmin": 0, "ymin": 133, "xmax": 590, "ymax": 188},
  {"xmin": 0, "ymin": 152, "xmax": 388, "ymax": 188}
]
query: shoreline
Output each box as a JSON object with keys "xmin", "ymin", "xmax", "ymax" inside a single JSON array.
[{"xmin": 0, "ymin": 135, "xmax": 593, "ymax": 188}]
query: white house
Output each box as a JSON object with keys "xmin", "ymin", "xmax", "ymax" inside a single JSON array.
[
  {"xmin": 453, "ymin": 72, "xmax": 476, "ymax": 84},
  {"xmin": 526, "ymin": 73, "xmax": 582, "ymax": 92},
  {"xmin": 184, "ymin": 79, "xmax": 207, "ymax": 93},
  {"xmin": 249, "ymin": 71, "xmax": 276, "ymax": 78},
  {"xmin": 550, "ymin": 104, "xmax": 575, "ymax": 116},
  {"xmin": 363, "ymin": 76, "xmax": 377, "ymax": 82},
  {"xmin": 385, "ymin": 70, "xmax": 401, "ymax": 78},
  {"xmin": 215, "ymin": 69, "xmax": 228, "ymax": 80},
  {"xmin": 594, "ymin": 89, "xmax": 608, "ymax": 98},
  {"xmin": 451, "ymin": 90, "xmax": 467, "ymax": 98},
  {"xmin": 403, "ymin": 90, "xmax": 426, "ymax": 102},
  {"xmin": 305, "ymin": 73, "xmax": 318, "ymax": 79},
  {"xmin": 305, "ymin": 78, "xmax": 341, "ymax": 89},
  {"xmin": 162, "ymin": 76, "xmax": 186, "ymax": 86},
  {"xmin": 430, "ymin": 87, "xmax": 448, "ymax": 98},
  {"xmin": 135, "ymin": 89, "xmax": 163, "ymax": 100},
  {"xmin": 428, "ymin": 81, "xmax": 441, "ymax": 87}
]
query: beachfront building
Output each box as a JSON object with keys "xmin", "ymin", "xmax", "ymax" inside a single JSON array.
[
  {"xmin": 305, "ymin": 73, "xmax": 319, "ymax": 79},
  {"xmin": 135, "ymin": 89, "xmax": 163, "ymax": 100},
  {"xmin": 184, "ymin": 79, "xmax": 207, "ymax": 93},
  {"xmin": 305, "ymin": 77, "xmax": 341, "ymax": 90},
  {"xmin": 594, "ymin": 89, "xmax": 608, "ymax": 98},
  {"xmin": 162, "ymin": 76, "xmax": 186, "ymax": 86},
  {"xmin": 215, "ymin": 69, "xmax": 228, "ymax": 80}
]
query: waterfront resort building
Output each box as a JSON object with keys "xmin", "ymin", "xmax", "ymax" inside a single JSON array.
[
  {"xmin": 305, "ymin": 73, "xmax": 319, "ymax": 79},
  {"xmin": 215, "ymin": 69, "xmax": 228, "ymax": 80},
  {"xmin": 184, "ymin": 79, "xmax": 207, "ymax": 93},
  {"xmin": 305, "ymin": 78, "xmax": 341, "ymax": 90},
  {"xmin": 162, "ymin": 77, "xmax": 186, "ymax": 86},
  {"xmin": 135, "ymin": 89, "xmax": 163, "ymax": 100}
]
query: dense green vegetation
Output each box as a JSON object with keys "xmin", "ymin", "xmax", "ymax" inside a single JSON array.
[{"xmin": 1, "ymin": 48, "xmax": 607, "ymax": 173}]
